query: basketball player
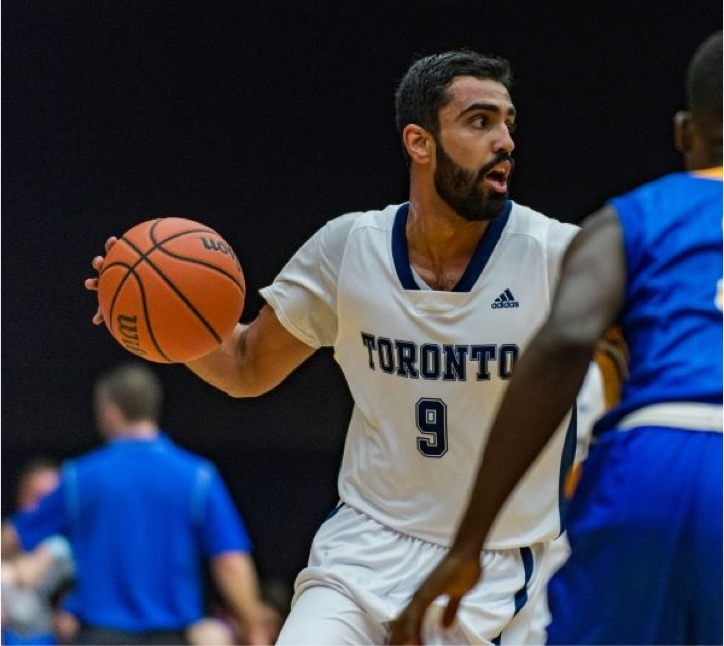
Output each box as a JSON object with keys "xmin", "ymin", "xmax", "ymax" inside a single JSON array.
[
  {"xmin": 391, "ymin": 32, "xmax": 723, "ymax": 646},
  {"xmin": 88, "ymin": 51, "xmax": 582, "ymax": 644}
]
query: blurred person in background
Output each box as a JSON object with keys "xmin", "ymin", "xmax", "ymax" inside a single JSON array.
[
  {"xmin": 1, "ymin": 460, "xmax": 74, "ymax": 645},
  {"xmin": 2, "ymin": 362, "xmax": 273, "ymax": 645}
]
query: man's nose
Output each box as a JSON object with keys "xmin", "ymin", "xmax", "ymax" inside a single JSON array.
[{"xmin": 493, "ymin": 124, "xmax": 515, "ymax": 154}]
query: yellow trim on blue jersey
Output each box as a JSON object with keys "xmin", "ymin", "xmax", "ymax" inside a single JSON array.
[{"xmin": 690, "ymin": 166, "xmax": 723, "ymax": 180}]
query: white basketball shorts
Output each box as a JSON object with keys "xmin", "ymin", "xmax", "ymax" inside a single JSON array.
[{"xmin": 277, "ymin": 503, "xmax": 552, "ymax": 645}]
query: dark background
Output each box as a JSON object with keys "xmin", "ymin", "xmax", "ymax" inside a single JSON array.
[{"xmin": 3, "ymin": 0, "xmax": 720, "ymax": 593}]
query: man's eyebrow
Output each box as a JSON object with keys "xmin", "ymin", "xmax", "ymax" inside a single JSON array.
[{"xmin": 457, "ymin": 102, "xmax": 517, "ymax": 119}]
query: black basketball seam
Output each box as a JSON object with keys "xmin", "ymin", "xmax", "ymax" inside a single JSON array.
[
  {"xmin": 118, "ymin": 225, "xmax": 219, "ymax": 260},
  {"xmin": 148, "ymin": 221, "xmax": 245, "ymax": 294},
  {"xmin": 152, "ymin": 247, "xmax": 246, "ymax": 295},
  {"xmin": 104, "ymin": 264, "xmax": 172, "ymax": 362},
  {"xmin": 133, "ymin": 268, "xmax": 173, "ymax": 362},
  {"xmin": 100, "ymin": 217, "xmax": 168, "ymax": 334},
  {"xmin": 113, "ymin": 225, "xmax": 225, "ymax": 280},
  {"xmin": 121, "ymin": 235, "xmax": 223, "ymax": 345},
  {"xmin": 104, "ymin": 261, "xmax": 135, "ymax": 335},
  {"xmin": 99, "ymin": 222, "xmax": 220, "ymax": 279}
]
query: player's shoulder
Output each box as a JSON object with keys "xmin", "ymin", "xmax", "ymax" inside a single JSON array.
[
  {"xmin": 65, "ymin": 442, "xmax": 113, "ymax": 470},
  {"xmin": 614, "ymin": 169, "xmax": 720, "ymax": 204},
  {"xmin": 323, "ymin": 204, "xmax": 398, "ymax": 235},
  {"xmin": 156, "ymin": 435, "xmax": 215, "ymax": 471},
  {"xmin": 316, "ymin": 204, "xmax": 400, "ymax": 252},
  {"xmin": 505, "ymin": 201, "xmax": 579, "ymax": 250},
  {"xmin": 610, "ymin": 170, "xmax": 722, "ymax": 233}
]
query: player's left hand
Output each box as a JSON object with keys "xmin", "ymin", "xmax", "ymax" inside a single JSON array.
[
  {"xmin": 84, "ymin": 236, "xmax": 118, "ymax": 325},
  {"xmin": 388, "ymin": 550, "xmax": 481, "ymax": 645}
]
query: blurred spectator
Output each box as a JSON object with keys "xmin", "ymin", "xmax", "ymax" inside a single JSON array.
[
  {"xmin": 2, "ymin": 362, "xmax": 272, "ymax": 645},
  {"xmin": 1, "ymin": 460, "xmax": 74, "ymax": 645}
]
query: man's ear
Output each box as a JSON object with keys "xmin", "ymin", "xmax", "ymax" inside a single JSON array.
[
  {"xmin": 674, "ymin": 111, "xmax": 694, "ymax": 154},
  {"xmin": 402, "ymin": 124, "xmax": 434, "ymax": 165}
]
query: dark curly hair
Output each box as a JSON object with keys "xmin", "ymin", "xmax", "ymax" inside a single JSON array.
[{"xmin": 395, "ymin": 50, "xmax": 512, "ymax": 161}]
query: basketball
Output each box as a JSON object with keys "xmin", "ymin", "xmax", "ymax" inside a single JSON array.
[{"xmin": 97, "ymin": 218, "xmax": 245, "ymax": 363}]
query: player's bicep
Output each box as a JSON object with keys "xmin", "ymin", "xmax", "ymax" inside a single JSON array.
[{"xmin": 546, "ymin": 206, "xmax": 626, "ymax": 347}]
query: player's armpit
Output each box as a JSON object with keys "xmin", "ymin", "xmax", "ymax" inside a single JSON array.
[
  {"xmin": 595, "ymin": 325, "xmax": 629, "ymax": 409},
  {"xmin": 185, "ymin": 305, "xmax": 316, "ymax": 398},
  {"xmin": 544, "ymin": 206, "xmax": 626, "ymax": 350}
]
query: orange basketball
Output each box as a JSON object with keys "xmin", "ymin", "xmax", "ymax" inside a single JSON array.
[{"xmin": 97, "ymin": 218, "xmax": 245, "ymax": 363}]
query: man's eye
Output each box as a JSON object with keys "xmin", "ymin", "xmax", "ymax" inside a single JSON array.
[
  {"xmin": 472, "ymin": 116, "xmax": 489, "ymax": 127},
  {"xmin": 506, "ymin": 122, "xmax": 518, "ymax": 133}
]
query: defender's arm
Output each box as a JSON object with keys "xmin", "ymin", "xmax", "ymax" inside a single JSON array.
[{"xmin": 454, "ymin": 206, "xmax": 626, "ymax": 554}]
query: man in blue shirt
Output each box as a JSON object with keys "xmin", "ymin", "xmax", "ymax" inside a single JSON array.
[{"xmin": 2, "ymin": 362, "xmax": 270, "ymax": 645}]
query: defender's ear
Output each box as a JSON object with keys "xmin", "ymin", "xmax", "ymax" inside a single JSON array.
[
  {"xmin": 674, "ymin": 111, "xmax": 694, "ymax": 154},
  {"xmin": 402, "ymin": 124, "xmax": 434, "ymax": 165}
]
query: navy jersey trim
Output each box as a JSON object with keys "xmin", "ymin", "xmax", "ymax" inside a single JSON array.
[
  {"xmin": 513, "ymin": 546, "xmax": 534, "ymax": 615},
  {"xmin": 391, "ymin": 201, "xmax": 512, "ymax": 292},
  {"xmin": 558, "ymin": 404, "xmax": 578, "ymax": 533},
  {"xmin": 392, "ymin": 203, "xmax": 419, "ymax": 290},
  {"xmin": 322, "ymin": 501, "xmax": 345, "ymax": 523}
]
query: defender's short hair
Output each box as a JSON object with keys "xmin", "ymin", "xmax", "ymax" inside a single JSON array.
[
  {"xmin": 95, "ymin": 362, "xmax": 163, "ymax": 422},
  {"xmin": 395, "ymin": 50, "xmax": 512, "ymax": 148},
  {"xmin": 687, "ymin": 32, "xmax": 722, "ymax": 118}
]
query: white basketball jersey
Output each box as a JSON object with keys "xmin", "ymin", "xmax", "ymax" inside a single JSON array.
[{"xmin": 261, "ymin": 201, "xmax": 579, "ymax": 548}]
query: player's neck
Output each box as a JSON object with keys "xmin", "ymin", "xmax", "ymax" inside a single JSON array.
[
  {"xmin": 406, "ymin": 193, "xmax": 489, "ymax": 266},
  {"xmin": 686, "ymin": 139, "xmax": 722, "ymax": 171},
  {"xmin": 109, "ymin": 421, "xmax": 159, "ymax": 440}
]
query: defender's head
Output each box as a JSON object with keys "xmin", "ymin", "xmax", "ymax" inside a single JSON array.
[
  {"xmin": 94, "ymin": 362, "xmax": 163, "ymax": 438},
  {"xmin": 395, "ymin": 51, "xmax": 516, "ymax": 222},
  {"xmin": 675, "ymin": 32, "xmax": 722, "ymax": 170}
]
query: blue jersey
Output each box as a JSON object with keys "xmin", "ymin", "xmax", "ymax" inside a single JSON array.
[{"xmin": 596, "ymin": 168, "xmax": 723, "ymax": 433}]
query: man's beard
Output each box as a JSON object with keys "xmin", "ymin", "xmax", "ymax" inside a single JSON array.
[{"xmin": 434, "ymin": 142, "xmax": 512, "ymax": 222}]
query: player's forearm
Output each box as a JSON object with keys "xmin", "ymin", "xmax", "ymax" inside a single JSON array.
[
  {"xmin": 211, "ymin": 553, "xmax": 265, "ymax": 635},
  {"xmin": 185, "ymin": 324, "xmax": 260, "ymax": 398},
  {"xmin": 185, "ymin": 305, "xmax": 317, "ymax": 399},
  {"xmin": 453, "ymin": 329, "xmax": 593, "ymax": 556}
]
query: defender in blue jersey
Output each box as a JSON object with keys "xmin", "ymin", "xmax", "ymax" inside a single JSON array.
[{"xmin": 392, "ymin": 32, "xmax": 723, "ymax": 645}]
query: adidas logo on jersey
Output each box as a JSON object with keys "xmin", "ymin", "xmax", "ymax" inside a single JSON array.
[{"xmin": 491, "ymin": 288, "xmax": 519, "ymax": 309}]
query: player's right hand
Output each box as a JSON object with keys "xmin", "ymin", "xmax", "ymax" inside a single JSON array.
[{"xmin": 84, "ymin": 236, "xmax": 117, "ymax": 325}]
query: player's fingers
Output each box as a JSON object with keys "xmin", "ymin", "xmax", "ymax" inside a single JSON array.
[
  {"xmin": 104, "ymin": 236, "xmax": 118, "ymax": 253},
  {"xmin": 441, "ymin": 595, "xmax": 462, "ymax": 628},
  {"xmin": 85, "ymin": 277, "xmax": 98, "ymax": 291},
  {"xmin": 388, "ymin": 604, "xmax": 425, "ymax": 645},
  {"xmin": 92, "ymin": 255, "xmax": 105, "ymax": 272},
  {"xmin": 92, "ymin": 308, "xmax": 104, "ymax": 325}
]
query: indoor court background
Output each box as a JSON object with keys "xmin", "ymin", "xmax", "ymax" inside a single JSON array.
[{"xmin": 2, "ymin": 0, "xmax": 720, "ymax": 595}]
